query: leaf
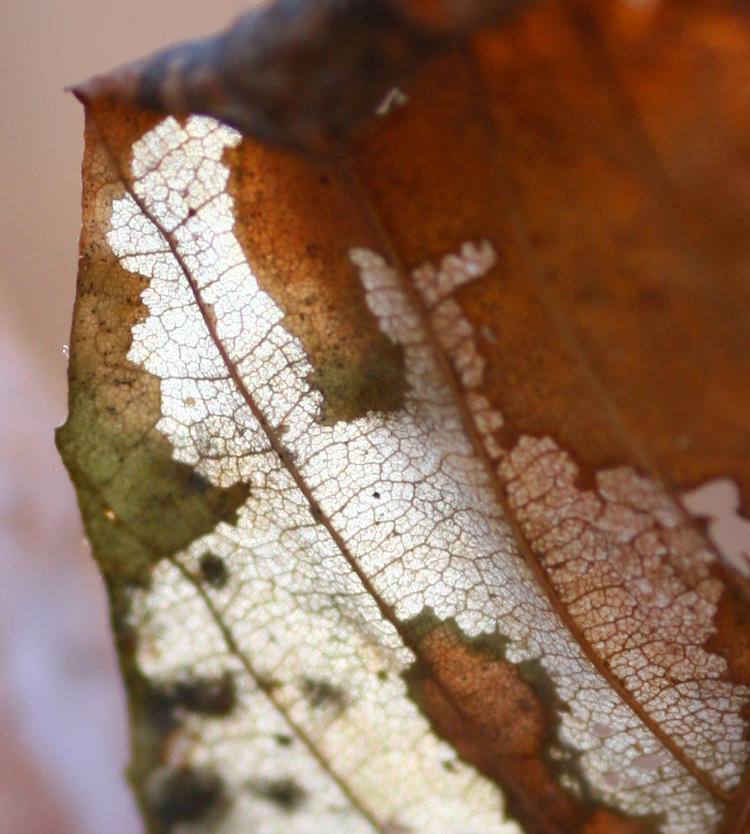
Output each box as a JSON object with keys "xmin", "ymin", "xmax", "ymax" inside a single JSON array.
[{"xmin": 58, "ymin": 1, "xmax": 750, "ymax": 833}]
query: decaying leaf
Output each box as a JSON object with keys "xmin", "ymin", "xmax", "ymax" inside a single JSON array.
[
  {"xmin": 58, "ymin": 1, "xmax": 750, "ymax": 832},
  {"xmin": 73, "ymin": 0, "xmax": 522, "ymax": 154}
]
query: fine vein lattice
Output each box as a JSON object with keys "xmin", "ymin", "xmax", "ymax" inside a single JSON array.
[{"xmin": 101, "ymin": 115, "xmax": 750, "ymax": 834}]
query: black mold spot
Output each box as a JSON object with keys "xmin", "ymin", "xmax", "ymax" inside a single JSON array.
[
  {"xmin": 141, "ymin": 680, "xmax": 181, "ymax": 737},
  {"xmin": 146, "ymin": 764, "xmax": 225, "ymax": 825},
  {"xmin": 300, "ymin": 676, "xmax": 348, "ymax": 711},
  {"xmin": 199, "ymin": 552, "xmax": 229, "ymax": 588},
  {"xmin": 372, "ymin": 490, "xmax": 381, "ymax": 499},
  {"xmin": 141, "ymin": 670, "xmax": 236, "ymax": 746},
  {"xmin": 247, "ymin": 777, "xmax": 307, "ymax": 812},
  {"xmin": 170, "ymin": 671, "xmax": 236, "ymax": 716}
]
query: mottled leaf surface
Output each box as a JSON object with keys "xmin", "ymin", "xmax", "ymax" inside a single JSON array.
[{"xmin": 58, "ymin": 1, "xmax": 750, "ymax": 832}]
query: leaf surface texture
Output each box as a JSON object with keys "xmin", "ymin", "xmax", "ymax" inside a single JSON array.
[{"xmin": 59, "ymin": 1, "xmax": 750, "ymax": 832}]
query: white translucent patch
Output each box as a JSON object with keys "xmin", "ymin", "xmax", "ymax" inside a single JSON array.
[
  {"xmin": 410, "ymin": 241, "xmax": 496, "ymax": 388},
  {"xmin": 105, "ymin": 114, "xmax": 746, "ymax": 834},
  {"xmin": 132, "ymin": 552, "xmax": 507, "ymax": 834},
  {"xmin": 683, "ymin": 478, "xmax": 750, "ymax": 579},
  {"xmin": 109, "ymin": 116, "xmax": 517, "ymax": 834},
  {"xmin": 352, "ymin": 249, "xmax": 733, "ymax": 832},
  {"xmin": 397, "ymin": 240, "xmax": 750, "ymax": 801}
]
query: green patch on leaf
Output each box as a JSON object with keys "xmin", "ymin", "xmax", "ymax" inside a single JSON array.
[{"xmin": 308, "ymin": 341, "xmax": 407, "ymax": 424}]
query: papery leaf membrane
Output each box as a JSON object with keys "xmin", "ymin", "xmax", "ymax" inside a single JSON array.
[{"xmin": 59, "ymin": 1, "xmax": 750, "ymax": 833}]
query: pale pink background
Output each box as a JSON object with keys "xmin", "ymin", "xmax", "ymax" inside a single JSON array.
[{"xmin": 0, "ymin": 2, "xmax": 250, "ymax": 832}]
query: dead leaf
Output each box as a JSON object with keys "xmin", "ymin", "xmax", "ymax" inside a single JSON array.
[{"xmin": 58, "ymin": 1, "xmax": 750, "ymax": 832}]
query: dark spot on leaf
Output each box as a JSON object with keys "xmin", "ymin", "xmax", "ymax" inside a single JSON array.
[
  {"xmin": 146, "ymin": 765, "xmax": 225, "ymax": 825},
  {"xmin": 247, "ymin": 777, "xmax": 307, "ymax": 812},
  {"xmin": 142, "ymin": 680, "xmax": 181, "ymax": 736},
  {"xmin": 274, "ymin": 733, "xmax": 293, "ymax": 747},
  {"xmin": 372, "ymin": 490, "xmax": 381, "ymax": 499},
  {"xmin": 170, "ymin": 671, "xmax": 236, "ymax": 716},
  {"xmin": 199, "ymin": 552, "xmax": 229, "ymax": 589},
  {"xmin": 300, "ymin": 676, "xmax": 348, "ymax": 710}
]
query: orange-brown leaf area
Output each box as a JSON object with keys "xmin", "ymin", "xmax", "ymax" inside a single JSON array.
[
  {"xmin": 404, "ymin": 619, "xmax": 660, "ymax": 834},
  {"xmin": 59, "ymin": 1, "xmax": 750, "ymax": 833}
]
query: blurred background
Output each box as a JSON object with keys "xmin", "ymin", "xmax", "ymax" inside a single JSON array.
[{"xmin": 0, "ymin": 2, "xmax": 248, "ymax": 831}]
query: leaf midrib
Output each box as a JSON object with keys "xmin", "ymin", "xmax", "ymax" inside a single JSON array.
[
  {"xmin": 90, "ymin": 42, "xmax": 735, "ymax": 823},
  {"xmin": 93, "ymin": 113, "xmax": 566, "ymax": 834}
]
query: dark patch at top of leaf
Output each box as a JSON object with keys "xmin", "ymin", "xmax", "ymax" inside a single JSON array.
[{"xmin": 76, "ymin": 0, "xmax": 447, "ymax": 154}]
